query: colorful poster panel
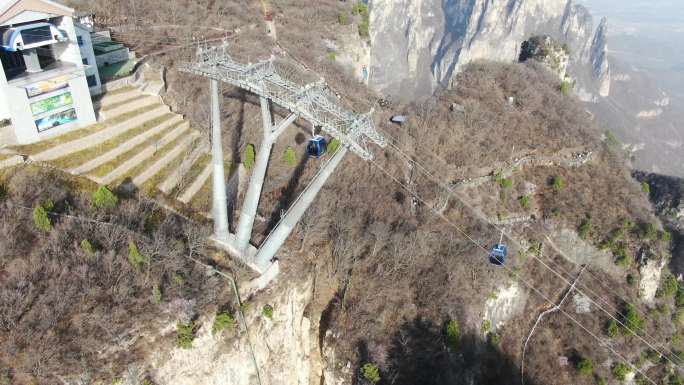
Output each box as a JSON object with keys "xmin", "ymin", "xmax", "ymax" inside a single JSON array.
[
  {"xmin": 30, "ymin": 92, "xmax": 73, "ymax": 115},
  {"xmin": 25, "ymin": 75, "xmax": 70, "ymax": 98},
  {"xmin": 35, "ymin": 108, "xmax": 78, "ymax": 132}
]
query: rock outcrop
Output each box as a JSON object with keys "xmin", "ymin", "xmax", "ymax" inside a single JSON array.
[
  {"xmin": 519, "ymin": 35, "xmax": 570, "ymax": 80},
  {"xmin": 368, "ymin": 0, "xmax": 611, "ymax": 99}
]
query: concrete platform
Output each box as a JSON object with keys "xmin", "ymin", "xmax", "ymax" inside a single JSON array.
[{"xmin": 211, "ymin": 232, "xmax": 275, "ymax": 275}]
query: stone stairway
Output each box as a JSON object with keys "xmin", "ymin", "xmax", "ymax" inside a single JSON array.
[{"xmin": 3, "ymin": 86, "xmax": 216, "ymax": 211}]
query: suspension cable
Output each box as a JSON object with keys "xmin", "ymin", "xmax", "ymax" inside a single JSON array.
[{"xmin": 368, "ymin": 158, "xmax": 659, "ymax": 385}]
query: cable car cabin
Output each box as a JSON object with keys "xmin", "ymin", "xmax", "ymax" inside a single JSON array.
[
  {"xmin": 489, "ymin": 243, "xmax": 508, "ymax": 266},
  {"xmin": 307, "ymin": 135, "xmax": 327, "ymax": 158}
]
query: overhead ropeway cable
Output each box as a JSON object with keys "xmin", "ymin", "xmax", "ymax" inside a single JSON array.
[
  {"xmin": 367, "ymin": 157, "xmax": 660, "ymax": 385},
  {"xmin": 376, "ymin": 128, "xmax": 684, "ymax": 370}
]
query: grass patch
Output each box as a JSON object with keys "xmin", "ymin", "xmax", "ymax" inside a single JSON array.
[
  {"xmin": 88, "ymin": 120, "xmax": 184, "ymax": 178},
  {"xmin": 11, "ymin": 104, "xmax": 162, "ymax": 155},
  {"xmin": 51, "ymin": 114, "xmax": 176, "ymax": 170}
]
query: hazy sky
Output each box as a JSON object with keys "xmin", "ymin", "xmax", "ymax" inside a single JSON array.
[{"xmin": 579, "ymin": 0, "xmax": 684, "ymax": 72}]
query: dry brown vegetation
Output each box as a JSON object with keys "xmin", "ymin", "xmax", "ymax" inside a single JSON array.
[
  {"xmin": 0, "ymin": 166, "xmax": 241, "ymax": 384},
  {"xmin": 15, "ymin": 1, "xmax": 678, "ymax": 384}
]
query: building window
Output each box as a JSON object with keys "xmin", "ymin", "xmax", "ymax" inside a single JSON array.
[
  {"xmin": 82, "ymin": 58, "xmax": 88, "ymax": 65},
  {"xmin": 87, "ymin": 75, "xmax": 97, "ymax": 87},
  {"xmin": 77, "ymin": 36, "xmax": 83, "ymax": 46}
]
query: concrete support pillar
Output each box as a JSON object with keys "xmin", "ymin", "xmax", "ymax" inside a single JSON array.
[
  {"xmin": 235, "ymin": 96, "xmax": 274, "ymax": 253},
  {"xmin": 22, "ymin": 49, "xmax": 41, "ymax": 73},
  {"xmin": 210, "ymin": 78, "xmax": 230, "ymax": 240},
  {"xmin": 254, "ymin": 146, "xmax": 348, "ymax": 270}
]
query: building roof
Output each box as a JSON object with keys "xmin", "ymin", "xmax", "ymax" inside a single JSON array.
[{"xmin": 0, "ymin": 0, "xmax": 74, "ymax": 26}]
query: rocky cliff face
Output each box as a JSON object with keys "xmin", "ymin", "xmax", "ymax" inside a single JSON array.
[{"xmin": 369, "ymin": 0, "xmax": 611, "ymax": 100}]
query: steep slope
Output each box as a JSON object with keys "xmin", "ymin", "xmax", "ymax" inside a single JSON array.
[{"xmin": 369, "ymin": 0, "xmax": 610, "ymax": 100}]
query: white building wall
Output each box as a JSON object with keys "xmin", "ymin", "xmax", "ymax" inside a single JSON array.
[
  {"xmin": 1, "ymin": 15, "xmax": 97, "ymax": 144},
  {"xmin": 75, "ymin": 23, "xmax": 102, "ymax": 95}
]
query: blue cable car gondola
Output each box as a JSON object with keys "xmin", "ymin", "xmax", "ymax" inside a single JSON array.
[
  {"xmin": 489, "ymin": 231, "xmax": 508, "ymax": 266},
  {"xmin": 307, "ymin": 135, "xmax": 327, "ymax": 158},
  {"xmin": 489, "ymin": 243, "xmax": 507, "ymax": 266}
]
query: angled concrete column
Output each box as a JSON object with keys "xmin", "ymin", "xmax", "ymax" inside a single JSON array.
[
  {"xmin": 235, "ymin": 97, "xmax": 275, "ymax": 253},
  {"xmin": 254, "ymin": 146, "xmax": 348, "ymax": 270},
  {"xmin": 210, "ymin": 79, "xmax": 230, "ymax": 240}
]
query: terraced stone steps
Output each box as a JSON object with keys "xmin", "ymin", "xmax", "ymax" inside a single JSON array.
[
  {"xmin": 178, "ymin": 162, "xmax": 212, "ymax": 204},
  {"xmin": 132, "ymin": 132, "xmax": 200, "ymax": 187},
  {"xmin": 158, "ymin": 142, "xmax": 209, "ymax": 195},
  {"xmin": 70, "ymin": 114, "xmax": 184, "ymax": 175},
  {"xmin": 92, "ymin": 121, "xmax": 191, "ymax": 185},
  {"xmin": 98, "ymin": 95, "xmax": 161, "ymax": 121},
  {"xmin": 30, "ymin": 104, "xmax": 169, "ymax": 162}
]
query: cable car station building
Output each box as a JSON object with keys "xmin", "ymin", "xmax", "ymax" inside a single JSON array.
[{"xmin": 0, "ymin": 0, "xmax": 97, "ymax": 144}]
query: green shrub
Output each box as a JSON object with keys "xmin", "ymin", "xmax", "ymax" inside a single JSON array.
[
  {"xmin": 326, "ymin": 51, "xmax": 337, "ymax": 61},
  {"xmin": 487, "ymin": 332, "xmax": 500, "ymax": 346},
  {"xmin": 560, "ymin": 80, "xmax": 572, "ymax": 95},
  {"xmin": 674, "ymin": 308, "xmax": 684, "ymax": 325},
  {"xmin": 358, "ymin": 21, "xmax": 369, "ymax": 38},
  {"xmin": 338, "ymin": 13, "xmax": 349, "ymax": 25},
  {"xmin": 91, "ymin": 185, "xmax": 118, "ymax": 209},
  {"xmin": 127, "ymin": 241, "xmax": 148, "ymax": 268},
  {"xmin": 640, "ymin": 222, "xmax": 658, "ymax": 240},
  {"xmin": 626, "ymin": 274, "xmax": 636, "ymax": 286},
  {"xmin": 361, "ymin": 363, "xmax": 380, "ymax": 384},
  {"xmin": 606, "ymin": 319, "xmax": 619, "ymax": 337},
  {"xmin": 176, "ymin": 321, "xmax": 196, "ymax": 349},
  {"xmin": 481, "ymin": 319, "xmax": 492, "ymax": 334},
  {"xmin": 552, "ymin": 176, "xmax": 564, "ymax": 192},
  {"xmin": 605, "ymin": 130, "xmax": 620, "ymax": 147},
  {"xmin": 621, "ymin": 304, "xmax": 644, "ymax": 336},
  {"xmin": 282, "ymin": 146, "xmax": 297, "ymax": 166},
  {"xmin": 80, "ymin": 239, "xmax": 95, "ymax": 255},
  {"xmin": 243, "ymin": 144, "xmax": 255, "ymax": 170},
  {"xmin": 262, "ymin": 304, "xmax": 274, "ymax": 319},
  {"xmin": 614, "ymin": 245, "xmax": 630, "ymax": 267},
  {"xmin": 676, "ymin": 286, "xmax": 684, "ymax": 308},
  {"xmin": 658, "ymin": 274, "xmax": 678, "ymax": 298},
  {"xmin": 152, "ymin": 284, "xmax": 162, "ymax": 304},
  {"xmin": 612, "ymin": 362, "xmax": 630, "ymax": 381},
  {"xmin": 445, "ymin": 319, "xmax": 460, "ymax": 349},
  {"xmin": 519, "ymin": 195, "xmax": 530, "ymax": 209},
  {"xmin": 33, "ymin": 205, "xmax": 52, "ymax": 232},
  {"xmin": 661, "ymin": 231, "xmax": 672, "ymax": 243},
  {"xmin": 0, "ymin": 183, "xmax": 7, "ymax": 202},
  {"xmin": 351, "ymin": 2, "xmax": 369, "ymax": 16},
  {"xmin": 641, "ymin": 181, "xmax": 650, "ymax": 194},
  {"xmin": 172, "ymin": 272, "xmax": 185, "ymax": 286},
  {"xmin": 645, "ymin": 349, "xmax": 661, "ymax": 364},
  {"xmin": 669, "ymin": 374, "xmax": 684, "ymax": 385},
  {"xmin": 576, "ymin": 357, "xmax": 593, "ymax": 376},
  {"xmin": 328, "ymin": 138, "xmax": 341, "ymax": 154},
  {"xmin": 352, "ymin": 1, "xmax": 370, "ymax": 38},
  {"xmin": 212, "ymin": 311, "xmax": 236, "ymax": 334},
  {"xmin": 578, "ymin": 217, "xmax": 592, "ymax": 239}
]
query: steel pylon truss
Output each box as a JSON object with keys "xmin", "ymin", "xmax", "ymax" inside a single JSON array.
[{"xmin": 179, "ymin": 41, "xmax": 386, "ymax": 160}]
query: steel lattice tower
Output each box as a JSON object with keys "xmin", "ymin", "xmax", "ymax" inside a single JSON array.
[{"xmin": 179, "ymin": 41, "xmax": 386, "ymax": 275}]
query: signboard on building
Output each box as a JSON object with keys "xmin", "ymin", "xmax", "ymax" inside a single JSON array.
[
  {"xmin": 25, "ymin": 75, "xmax": 71, "ymax": 98},
  {"xmin": 30, "ymin": 92, "xmax": 73, "ymax": 115},
  {"xmin": 35, "ymin": 108, "xmax": 77, "ymax": 132}
]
